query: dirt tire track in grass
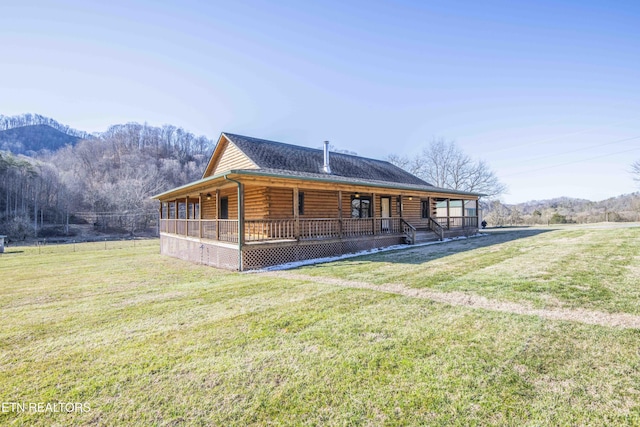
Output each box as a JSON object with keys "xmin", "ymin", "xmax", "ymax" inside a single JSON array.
[{"xmin": 261, "ymin": 271, "xmax": 640, "ymax": 329}]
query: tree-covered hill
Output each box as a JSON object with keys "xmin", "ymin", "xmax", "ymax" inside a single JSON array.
[
  {"xmin": 0, "ymin": 114, "xmax": 215, "ymax": 241},
  {"xmin": 482, "ymin": 193, "xmax": 640, "ymax": 226},
  {"xmin": 0, "ymin": 124, "xmax": 82, "ymax": 154}
]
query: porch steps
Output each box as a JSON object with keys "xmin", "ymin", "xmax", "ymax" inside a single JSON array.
[{"xmin": 410, "ymin": 230, "xmax": 441, "ymax": 244}]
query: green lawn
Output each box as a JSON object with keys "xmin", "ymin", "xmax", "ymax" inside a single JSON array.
[
  {"xmin": 1, "ymin": 229, "xmax": 639, "ymax": 426},
  {"xmin": 298, "ymin": 226, "xmax": 640, "ymax": 315}
]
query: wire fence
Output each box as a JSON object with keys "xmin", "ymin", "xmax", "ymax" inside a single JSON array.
[{"xmin": 1, "ymin": 237, "xmax": 159, "ymax": 256}]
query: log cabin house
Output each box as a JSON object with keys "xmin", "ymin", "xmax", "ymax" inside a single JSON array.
[{"xmin": 153, "ymin": 133, "xmax": 481, "ymax": 271}]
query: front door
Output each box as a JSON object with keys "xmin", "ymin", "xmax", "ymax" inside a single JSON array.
[{"xmin": 381, "ymin": 197, "xmax": 390, "ymax": 231}]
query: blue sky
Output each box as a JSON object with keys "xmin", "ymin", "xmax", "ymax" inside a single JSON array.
[{"xmin": 2, "ymin": 0, "xmax": 639, "ymax": 203}]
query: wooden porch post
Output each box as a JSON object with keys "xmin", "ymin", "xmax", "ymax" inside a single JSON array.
[
  {"xmin": 399, "ymin": 195, "xmax": 403, "ymax": 218},
  {"xmin": 173, "ymin": 200, "xmax": 178, "ymax": 234},
  {"xmin": 446, "ymin": 198, "xmax": 451, "ymax": 229},
  {"xmin": 185, "ymin": 196, "xmax": 189, "ymax": 236},
  {"xmin": 338, "ymin": 190, "xmax": 343, "ymax": 238},
  {"xmin": 215, "ymin": 189, "xmax": 220, "ymax": 241},
  {"xmin": 199, "ymin": 193, "xmax": 203, "ymax": 239},
  {"xmin": 372, "ymin": 192, "xmax": 377, "ymax": 235},
  {"xmin": 238, "ymin": 182, "xmax": 245, "ymax": 248},
  {"xmin": 461, "ymin": 199, "xmax": 466, "ymax": 228},
  {"xmin": 293, "ymin": 187, "xmax": 300, "ymax": 240}
]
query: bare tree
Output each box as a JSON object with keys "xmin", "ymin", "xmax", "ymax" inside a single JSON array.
[
  {"xmin": 388, "ymin": 138, "xmax": 507, "ymax": 198},
  {"xmin": 631, "ymin": 195, "xmax": 640, "ymax": 221},
  {"xmin": 485, "ymin": 200, "xmax": 510, "ymax": 227},
  {"xmin": 509, "ymin": 206, "xmax": 523, "ymax": 226},
  {"xmin": 632, "ymin": 160, "xmax": 640, "ymax": 183}
]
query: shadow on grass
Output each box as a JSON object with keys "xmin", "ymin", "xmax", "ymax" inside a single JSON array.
[{"xmin": 305, "ymin": 227, "xmax": 557, "ymax": 268}]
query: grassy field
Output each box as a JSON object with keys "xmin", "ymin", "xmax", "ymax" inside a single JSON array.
[
  {"xmin": 1, "ymin": 227, "xmax": 639, "ymax": 426},
  {"xmin": 297, "ymin": 225, "xmax": 640, "ymax": 315}
]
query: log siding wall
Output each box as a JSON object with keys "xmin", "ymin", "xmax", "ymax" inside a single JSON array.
[
  {"xmin": 245, "ymin": 185, "xmax": 269, "ymax": 219},
  {"xmin": 201, "ymin": 197, "xmax": 216, "ymax": 219},
  {"xmin": 212, "ymin": 141, "xmax": 257, "ymax": 175},
  {"xmin": 300, "ymin": 189, "xmax": 339, "ymax": 218},
  {"xmin": 267, "ymin": 187, "xmax": 293, "ymax": 218}
]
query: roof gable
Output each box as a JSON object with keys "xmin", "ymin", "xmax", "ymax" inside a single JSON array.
[
  {"xmin": 220, "ymin": 133, "xmax": 433, "ymax": 187},
  {"xmin": 202, "ymin": 134, "xmax": 258, "ymax": 178}
]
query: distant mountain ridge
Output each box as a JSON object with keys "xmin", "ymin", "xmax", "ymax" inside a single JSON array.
[
  {"xmin": 511, "ymin": 194, "xmax": 639, "ymax": 213},
  {"xmin": 0, "ymin": 113, "xmax": 96, "ymax": 155},
  {"xmin": 481, "ymin": 192, "xmax": 640, "ymax": 226},
  {"xmin": 0, "ymin": 124, "xmax": 83, "ymax": 154}
]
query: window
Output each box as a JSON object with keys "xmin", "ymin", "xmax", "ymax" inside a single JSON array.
[
  {"xmin": 465, "ymin": 200, "xmax": 477, "ymax": 217},
  {"xmin": 421, "ymin": 200, "xmax": 430, "ymax": 219},
  {"xmin": 220, "ymin": 197, "xmax": 229, "ymax": 219},
  {"xmin": 351, "ymin": 196, "xmax": 371, "ymax": 218},
  {"xmin": 298, "ymin": 192, "xmax": 304, "ymax": 215},
  {"xmin": 449, "ymin": 200, "xmax": 463, "ymax": 217}
]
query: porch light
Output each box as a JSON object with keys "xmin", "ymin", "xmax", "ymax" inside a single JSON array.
[
  {"xmin": 409, "ymin": 196, "xmax": 413, "ymax": 201},
  {"xmin": 355, "ymin": 192, "xmax": 360, "ymax": 198},
  {"xmin": 206, "ymin": 193, "xmax": 212, "ymax": 201}
]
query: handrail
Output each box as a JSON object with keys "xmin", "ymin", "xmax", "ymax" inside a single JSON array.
[
  {"xmin": 428, "ymin": 217, "xmax": 444, "ymax": 241},
  {"xmin": 245, "ymin": 219, "xmax": 296, "ymax": 241},
  {"xmin": 433, "ymin": 216, "xmax": 478, "ymax": 229},
  {"xmin": 300, "ymin": 218, "xmax": 341, "ymax": 240},
  {"xmin": 160, "ymin": 217, "xmax": 411, "ymax": 243},
  {"xmin": 401, "ymin": 219, "xmax": 416, "ymax": 244}
]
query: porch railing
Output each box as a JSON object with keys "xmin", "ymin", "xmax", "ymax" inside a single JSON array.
[
  {"xmin": 434, "ymin": 216, "xmax": 479, "ymax": 229},
  {"xmin": 375, "ymin": 217, "xmax": 402, "ymax": 235},
  {"xmin": 401, "ymin": 219, "xmax": 417, "ymax": 244},
  {"xmin": 159, "ymin": 216, "xmax": 477, "ymax": 244},
  {"xmin": 427, "ymin": 217, "xmax": 444, "ymax": 241},
  {"xmin": 342, "ymin": 218, "xmax": 374, "ymax": 236},
  {"xmin": 160, "ymin": 217, "xmax": 406, "ymax": 243},
  {"xmin": 300, "ymin": 219, "xmax": 341, "ymax": 239},
  {"xmin": 202, "ymin": 219, "xmax": 239, "ymax": 243},
  {"xmin": 245, "ymin": 219, "xmax": 296, "ymax": 241},
  {"xmin": 187, "ymin": 219, "xmax": 200, "ymax": 238}
]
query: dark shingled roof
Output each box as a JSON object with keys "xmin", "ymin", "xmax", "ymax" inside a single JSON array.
[{"xmin": 223, "ymin": 133, "xmax": 433, "ymax": 187}]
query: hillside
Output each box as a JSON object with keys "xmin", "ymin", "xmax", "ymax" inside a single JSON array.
[
  {"xmin": 0, "ymin": 114, "xmax": 214, "ymax": 241},
  {"xmin": 515, "ymin": 193, "xmax": 639, "ymax": 217},
  {"xmin": 0, "ymin": 124, "xmax": 82, "ymax": 154},
  {"xmin": 482, "ymin": 193, "xmax": 640, "ymax": 225}
]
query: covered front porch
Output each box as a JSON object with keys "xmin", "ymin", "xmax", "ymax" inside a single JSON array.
[
  {"xmin": 159, "ymin": 215, "xmax": 479, "ymax": 244},
  {"xmin": 159, "ymin": 188, "xmax": 478, "ymax": 242},
  {"xmin": 157, "ymin": 179, "xmax": 479, "ymax": 270}
]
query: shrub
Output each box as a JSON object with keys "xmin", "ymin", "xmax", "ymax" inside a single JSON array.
[
  {"xmin": 549, "ymin": 213, "xmax": 568, "ymax": 224},
  {"xmin": 2, "ymin": 216, "xmax": 35, "ymax": 241}
]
